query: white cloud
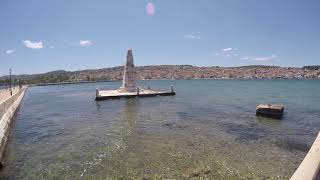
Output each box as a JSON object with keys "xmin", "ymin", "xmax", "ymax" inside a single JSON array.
[
  {"xmin": 79, "ymin": 40, "xmax": 94, "ymax": 46},
  {"xmin": 240, "ymin": 57, "xmax": 250, "ymax": 60},
  {"xmin": 23, "ymin": 40, "xmax": 43, "ymax": 49},
  {"xmin": 241, "ymin": 54, "xmax": 278, "ymax": 61},
  {"xmin": 49, "ymin": 45, "xmax": 55, "ymax": 49},
  {"xmin": 184, "ymin": 33, "xmax": 201, "ymax": 40},
  {"xmin": 215, "ymin": 47, "xmax": 238, "ymax": 58},
  {"xmin": 222, "ymin": 48, "xmax": 233, "ymax": 52},
  {"xmin": 5, "ymin": 50, "xmax": 15, "ymax": 54}
]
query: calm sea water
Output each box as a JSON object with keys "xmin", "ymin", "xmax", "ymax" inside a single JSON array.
[{"xmin": 1, "ymin": 80, "xmax": 320, "ymax": 179}]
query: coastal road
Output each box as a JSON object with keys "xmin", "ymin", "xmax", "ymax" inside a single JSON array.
[{"xmin": 0, "ymin": 87, "xmax": 20, "ymax": 103}]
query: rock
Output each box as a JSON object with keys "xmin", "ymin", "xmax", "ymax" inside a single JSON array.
[
  {"xmin": 256, "ymin": 104, "xmax": 284, "ymax": 119},
  {"xmin": 185, "ymin": 168, "xmax": 200, "ymax": 178}
]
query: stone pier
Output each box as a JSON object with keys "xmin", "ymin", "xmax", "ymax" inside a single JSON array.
[{"xmin": 0, "ymin": 86, "xmax": 27, "ymax": 166}]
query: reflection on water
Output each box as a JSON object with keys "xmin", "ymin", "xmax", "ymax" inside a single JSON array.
[{"xmin": 1, "ymin": 80, "xmax": 320, "ymax": 179}]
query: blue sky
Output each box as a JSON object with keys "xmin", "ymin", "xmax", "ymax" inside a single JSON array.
[{"xmin": 1, "ymin": 0, "xmax": 320, "ymax": 75}]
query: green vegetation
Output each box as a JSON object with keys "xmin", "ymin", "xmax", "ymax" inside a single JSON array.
[{"xmin": 0, "ymin": 70, "xmax": 112, "ymax": 85}]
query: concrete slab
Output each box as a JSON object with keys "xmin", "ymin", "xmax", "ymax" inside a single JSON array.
[
  {"xmin": 291, "ymin": 131, "xmax": 320, "ymax": 180},
  {"xmin": 95, "ymin": 88, "xmax": 175, "ymax": 101},
  {"xmin": 256, "ymin": 104, "xmax": 284, "ymax": 119}
]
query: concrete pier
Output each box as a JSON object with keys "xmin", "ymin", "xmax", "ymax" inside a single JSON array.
[
  {"xmin": 95, "ymin": 49, "xmax": 176, "ymax": 101},
  {"xmin": 0, "ymin": 86, "xmax": 27, "ymax": 166},
  {"xmin": 291, "ymin": 131, "xmax": 320, "ymax": 180},
  {"xmin": 96, "ymin": 88, "xmax": 175, "ymax": 101},
  {"xmin": 0, "ymin": 87, "xmax": 20, "ymax": 103}
]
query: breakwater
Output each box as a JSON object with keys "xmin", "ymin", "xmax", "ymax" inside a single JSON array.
[
  {"xmin": 291, "ymin": 131, "xmax": 320, "ymax": 179},
  {"xmin": 0, "ymin": 86, "xmax": 27, "ymax": 166}
]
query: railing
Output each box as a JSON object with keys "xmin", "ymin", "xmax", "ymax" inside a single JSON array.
[{"xmin": 0, "ymin": 86, "xmax": 26, "ymax": 119}]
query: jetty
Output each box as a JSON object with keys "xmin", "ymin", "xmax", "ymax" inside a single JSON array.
[
  {"xmin": 291, "ymin": 131, "xmax": 320, "ymax": 180},
  {"xmin": 95, "ymin": 50, "xmax": 175, "ymax": 101},
  {"xmin": 0, "ymin": 86, "xmax": 27, "ymax": 166}
]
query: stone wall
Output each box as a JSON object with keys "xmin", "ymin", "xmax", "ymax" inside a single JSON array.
[
  {"xmin": 0, "ymin": 86, "xmax": 27, "ymax": 166},
  {"xmin": 291, "ymin": 131, "xmax": 320, "ymax": 180}
]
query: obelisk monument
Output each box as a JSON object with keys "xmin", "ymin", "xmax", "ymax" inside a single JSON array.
[
  {"xmin": 95, "ymin": 49, "xmax": 176, "ymax": 101},
  {"xmin": 119, "ymin": 49, "xmax": 137, "ymax": 92}
]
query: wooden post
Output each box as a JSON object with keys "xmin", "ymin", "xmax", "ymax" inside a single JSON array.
[
  {"xmin": 170, "ymin": 85, "xmax": 174, "ymax": 93},
  {"xmin": 137, "ymin": 87, "xmax": 140, "ymax": 96}
]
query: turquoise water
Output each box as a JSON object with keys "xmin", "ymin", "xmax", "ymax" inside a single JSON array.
[{"xmin": 1, "ymin": 80, "xmax": 320, "ymax": 179}]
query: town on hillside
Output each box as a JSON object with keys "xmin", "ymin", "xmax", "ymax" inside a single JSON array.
[{"xmin": 0, "ymin": 65, "xmax": 320, "ymax": 85}]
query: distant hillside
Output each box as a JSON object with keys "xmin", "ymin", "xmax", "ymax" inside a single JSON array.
[
  {"xmin": 303, "ymin": 65, "xmax": 320, "ymax": 70},
  {"xmin": 0, "ymin": 65, "xmax": 320, "ymax": 85},
  {"xmin": 235, "ymin": 65, "xmax": 281, "ymax": 69}
]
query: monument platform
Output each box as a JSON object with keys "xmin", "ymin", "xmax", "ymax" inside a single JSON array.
[
  {"xmin": 95, "ymin": 49, "xmax": 176, "ymax": 101},
  {"xmin": 95, "ymin": 88, "xmax": 175, "ymax": 101}
]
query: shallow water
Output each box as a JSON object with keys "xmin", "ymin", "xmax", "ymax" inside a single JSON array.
[{"xmin": 1, "ymin": 80, "xmax": 320, "ymax": 179}]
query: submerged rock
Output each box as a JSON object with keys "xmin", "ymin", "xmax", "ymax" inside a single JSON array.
[
  {"xmin": 275, "ymin": 137, "xmax": 311, "ymax": 152},
  {"xmin": 184, "ymin": 168, "xmax": 211, "ymax": 178}
]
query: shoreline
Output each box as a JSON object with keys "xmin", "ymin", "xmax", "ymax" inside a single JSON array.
[
  {"xmin": 24, "ymin": 78, "xmax": 320, "ymax": 87},
  {"xmin": 29, "ymin": 80, "xmax": 117, "ymax": 87},
  {"xmin": 0, "ymin": 86, "xmax": 27, "ymax": 166}
]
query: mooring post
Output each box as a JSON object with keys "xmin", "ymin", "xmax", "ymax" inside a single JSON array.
[
  {"xmin": 137, "ymin": 87, "xmax": 140, "ymax": 96},
  {"xmin": 147, "ymin": 85, "xmax": 150, "ymax": 89},
  {"xmin": 170, "ymin": 85, "xmax": 174, "ymax": 93},
  {"xmin": 96, "ymin": 87, "xmax": 99, "ymax": 97}
]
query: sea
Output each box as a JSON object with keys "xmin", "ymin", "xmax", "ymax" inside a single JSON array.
[{"xmin": 1, "ymin": 79, "xmax": 320, "ymax": 179}]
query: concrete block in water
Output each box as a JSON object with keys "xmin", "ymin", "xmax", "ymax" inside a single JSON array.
[{"xmin": 256, "ymin": 104, "xmax": 284, "ymax": 119}]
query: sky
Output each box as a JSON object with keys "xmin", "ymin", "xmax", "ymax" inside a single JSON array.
[{"xmin": 0, "ymin": 0, "xmax": 320, "ymax": 76}]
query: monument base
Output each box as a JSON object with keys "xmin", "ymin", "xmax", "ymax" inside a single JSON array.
[{"xmin": 118, "ymin": 86, "xmax": 136, "ymax": 93}]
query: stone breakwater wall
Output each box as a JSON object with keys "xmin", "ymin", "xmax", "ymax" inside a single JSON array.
[
  {"xmin": 291, "ymin": 131, "xmax": 320, "ymax": 180},
  {"xmin": 0, "ymin": 86, "xmax": 27, "ymax": 166}
]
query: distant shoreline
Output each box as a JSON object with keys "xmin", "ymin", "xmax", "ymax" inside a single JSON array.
[
  {"xmin": 29, "ymin": 80, "xmax": 117, "ymax": 87},
  {"xmin": 24, "ymin": 78, "xmax": 320, "ymax": 87},
  {"xmin": 1, "ymin": 65, "xmax": 320, "ymax": 85}
]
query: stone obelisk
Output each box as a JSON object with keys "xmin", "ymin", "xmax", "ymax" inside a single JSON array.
[{"xmin": 119, "ymin": 49, "xmax": 137, "ymax": 92}]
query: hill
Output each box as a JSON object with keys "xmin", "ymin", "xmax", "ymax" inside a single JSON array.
[{"xmin": 0, "ymin": 65, "xmax": 320, "ymax": 85}]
